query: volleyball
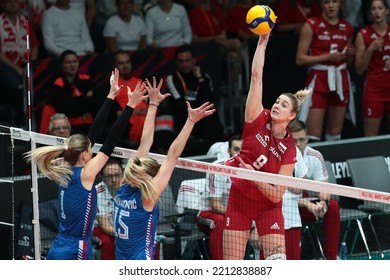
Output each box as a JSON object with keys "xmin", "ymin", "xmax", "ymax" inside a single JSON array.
[{"xmin": 246, "ymin": 5, "xmax": 277, "ymax": 35}]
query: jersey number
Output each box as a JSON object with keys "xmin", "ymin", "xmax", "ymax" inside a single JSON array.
[
  {"xmin": 114, "ymin": 208, "xmax": 129, "ymax": 239},
  {"xmin": 253, "ymin": 154, "xmax": 268, "ymax": 169}
]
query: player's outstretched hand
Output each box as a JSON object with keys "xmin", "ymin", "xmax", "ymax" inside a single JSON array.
[
  {"xmin": 107, "ymin": 68, "xmax": 123, "ymax": 99},
  {"xmin": 187, "ymin": 101, "xmax": 216, "ymax": 124},
  {"xmin": 144, "ymin": 76, "xmax": 171, "ymax": 105},
  {"xmin": 127, "ymin": 80, "xmax": 147, "ymax": 109}
]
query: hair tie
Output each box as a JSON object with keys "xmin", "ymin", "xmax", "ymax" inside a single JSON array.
[{"xmin": 64, "ymin": 145, "xmax": 68, "ymax": 151}]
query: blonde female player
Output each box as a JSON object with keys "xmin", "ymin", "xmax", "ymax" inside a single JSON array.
[
  {"xmin": 223, "ymin": 33, "xmax": 309, "ymax": 260},
  {"xmin": 24, "ymin": 69, "xmax": 147, "ymax": 259},
  {"xmin": 113, "ymin": 78, "xmax": 216, "ymax": 260}
]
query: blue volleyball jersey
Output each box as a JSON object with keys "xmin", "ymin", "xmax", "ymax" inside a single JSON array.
[
  {"xmin": 47, "ymin": 167, "xmax": 97, "ymax": 260},
  {"xmin": 114, "ymin": 183, "xmax": 159, "ymax": 260},
  {"xmin": 58, "ymin": 167, "xmax": 97, "ymax": 237}
]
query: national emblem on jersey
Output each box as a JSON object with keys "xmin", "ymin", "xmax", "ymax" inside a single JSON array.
[{"xmin": 278, "ymin": 142, "xmax": 287, "ymax": 154}]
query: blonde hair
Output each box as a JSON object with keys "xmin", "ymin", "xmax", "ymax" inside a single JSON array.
[
  {"xmin": 282, "ymin": 88, "xmax": 311, "ymax": 121},
  {"xmin": 122, "ymin": 157, "xmax": 161, "ymax": 202},
  {"xmin": 24, "ymin": 134, "xmax": 91, "ymax": 186}
]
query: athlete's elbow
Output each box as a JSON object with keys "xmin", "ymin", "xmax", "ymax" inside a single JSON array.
[{"xmin": 296, "ymin": 56, "xmax": 304, "ymax": 66}]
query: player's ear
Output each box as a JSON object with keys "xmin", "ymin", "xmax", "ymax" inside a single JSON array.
[{"xmin": 289, "ymin": 112, "xmax": 296, "ymax": 121}]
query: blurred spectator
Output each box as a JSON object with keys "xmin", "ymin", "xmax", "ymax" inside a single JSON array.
[
  {"xmin": 41, "ymin": 0, "xmax": 94, "ymax": 57},
  {"xmin": 188, "ymin": 0, "xmax": 241, "ymax": 81},
  {"xmin": 69, "ymin": 0, "xmax": 96, "ymax": 27},
  {"xmin": 113, "ymin": 50, "xmax": 175, "ymax": 152},
  {"xmin": 0, "ymin": 0, "xmax": 39, "ymax": 125},
  {"xmin": 165, "ymin": 44, "xmax": 225, "ymax": 155},
  {"xmin": 112, "ymin": 49, "xmax": 145, "ymax": 146},
  {"xmin": 43, "ymin": 49, "xmax": 99, "ymax": 135},
  {"xmin": 93, "ymin": 158, "xmax": 123, "ymax": 260},
  {"xmin": 274, "ymin": 0, "xmax": 321, "ymax": 34},
  {"xmin": 227, "ymin": 0, "xmax": 258, "ymax": 42},
  {"xmin": 103, "ymin": 0, "xmax": 147, "ymax": 53},
  {"xmin": 145, "ymin": 0, "xmax": 192, "ymax": 48},
  {"xmin": 290, "ymin": 120, "xmax": 341, "ymax": 260},
  {"xmin": 90, "ymin": 0, "xmax": 117, "ymax": 52},
  {"xmin": 48, "ymin": 113, "xmax": 72, "ymax": 137},
  {"xmin": 20, "ymin": 0, "xmax": 51, "ymax": 58}
]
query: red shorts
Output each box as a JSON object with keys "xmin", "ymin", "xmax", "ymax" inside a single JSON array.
[
  {"xmin": 362, "ymin": 98, "xmax": 390, "ymax": 118},
  {"xmin": 225, "ymin": 185, "xmax": 284, "ymax": 235},
  {"xmin": 285, "ymin": 227, "xmax": 301, "ymax": 260},
  {"xmin": 310, "ymin": 90, "xmax": 349, "ymax": 109}
]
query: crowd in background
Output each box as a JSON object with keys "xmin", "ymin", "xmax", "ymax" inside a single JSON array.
[
  {"xmin": 1, "ymin": 0, "xmax": 390, "ymax": 153},
  {"xmin": 1, "ymin": 0, "xmax": 390, "ymax": 261}
]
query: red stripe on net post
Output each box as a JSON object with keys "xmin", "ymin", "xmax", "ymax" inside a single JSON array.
[{"xmin": 25, "ymin": 19, "xmax": 32, "ymax": 131}]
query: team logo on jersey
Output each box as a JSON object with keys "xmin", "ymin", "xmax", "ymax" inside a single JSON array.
[
  {"xmin": 269, "ymin": 146, "xmax": 280, "ymax": 160},
  {"xmin": 270, "ymin": 222, "xmax": 280, "ymax": 230},
  {"xmin": 255, "ymin": 133, "xmax": 268, "ymax": 147},
  {"xmin": 319, "ymin": 31, "xmax": 330, "ymax": 41}
]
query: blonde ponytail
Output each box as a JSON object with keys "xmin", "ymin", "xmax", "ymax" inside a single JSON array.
[{"xmin": 24, "ymin": 146, "xmax": 72, "ymax": 186}]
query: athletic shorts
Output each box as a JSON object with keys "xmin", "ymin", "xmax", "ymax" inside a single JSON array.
[
  {"xmin": 310, "ymin": 90, "xmax": 349, "ymax": 109},
  {"xmin": 225, "ymin": 185, "xmax": 284, "ymax": 235},
  {"xmin": 46, "ymin": 234, "xmax": 92, "ymax": 260},
  {"xmin": 362, "ymin": 98, "xmax": 390, "ymax": 118}
]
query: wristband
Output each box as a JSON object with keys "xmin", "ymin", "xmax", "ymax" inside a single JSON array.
[{"xmin": 149, "ymin": 101, "xmax": 159, "ymax": 107}]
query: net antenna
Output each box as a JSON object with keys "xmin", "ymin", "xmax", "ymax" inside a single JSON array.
[{"xmin": 26, "ymin": 19, "xmax": 42, "ymax": 260}]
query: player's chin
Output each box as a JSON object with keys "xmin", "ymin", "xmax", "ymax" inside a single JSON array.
[{"xmin": 270, "ymin": 111, "xmax": 282, "ymax": 121}]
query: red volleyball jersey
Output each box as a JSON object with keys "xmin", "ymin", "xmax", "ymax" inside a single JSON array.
[
  {"xmin": 360, "ymin": 25, "xmax": 390, "ymax": 102},
  {"xmin": 236, "ymin": 109, "xmax": 296, "ymax": 172},
  {"xmin": 305, "ymin": 16, "xmax": 354, "ymax": 93},
  {"xmin": 226, "ymin": 109, "xmax": 296, "ymax": 202}
]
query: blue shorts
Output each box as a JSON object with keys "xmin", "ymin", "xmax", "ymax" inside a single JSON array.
[{"xmin": 46, "ymin": 234, "xmax": 92, "ymax": 260}]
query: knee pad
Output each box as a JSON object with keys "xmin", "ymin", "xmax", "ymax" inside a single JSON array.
[{"xmin": 265, "ymin": 253, "xmax": 286, "ymax": 260}]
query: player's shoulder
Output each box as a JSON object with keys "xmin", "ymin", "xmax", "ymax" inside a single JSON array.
[{"xmin": 306, "ymin": 146, "xmax": 324, "ymax": 160}]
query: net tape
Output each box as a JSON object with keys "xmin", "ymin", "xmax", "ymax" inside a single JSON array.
[{"xmin": 10, "ymin": 127, "xmax": 390, "ymax": 205}]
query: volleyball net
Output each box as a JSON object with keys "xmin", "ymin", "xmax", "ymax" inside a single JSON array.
[{"xmin": 1, "ymin": 126, "xmax": 390, "ymax": 260}]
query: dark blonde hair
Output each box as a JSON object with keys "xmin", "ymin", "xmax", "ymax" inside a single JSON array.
[
  {"xmin": 24, "ymin": 134, "xmax": 91, "ymax": 186},
  {"xmin": 282, "ymin": 88, "xmax": 311, "ymax": 122},
  {"xmin": 122, "ymin": 157, "xmax": 161, "ymax": 202}
]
